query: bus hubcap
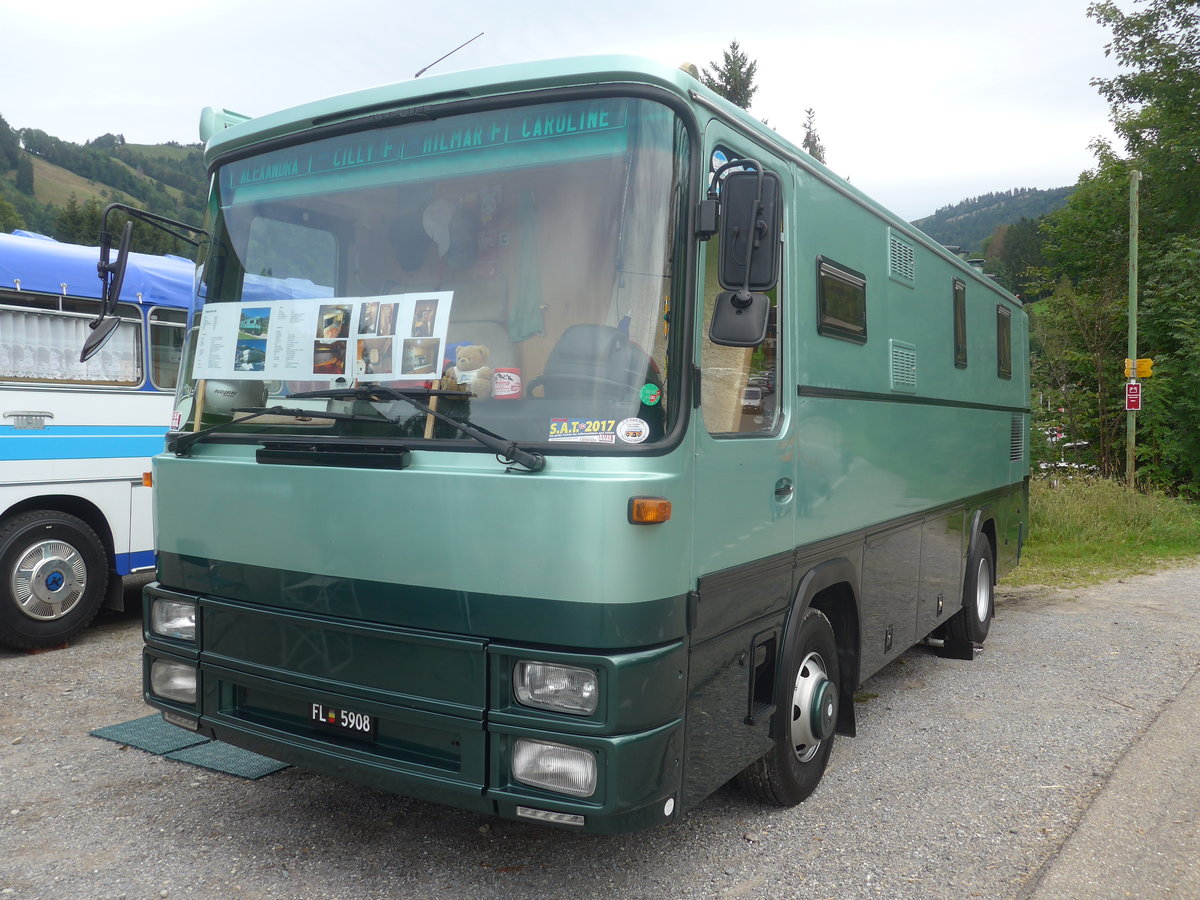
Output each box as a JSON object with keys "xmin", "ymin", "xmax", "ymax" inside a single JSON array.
[
  {"xmin": 12, "ymin": 540, "xmax": 86, "ymax": 621},
  {"xmin": 790, "ymin": 651, "xmax": 836, "ymax": 763}
]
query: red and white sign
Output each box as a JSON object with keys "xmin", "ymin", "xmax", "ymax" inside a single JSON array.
[{"xmin": 1126, "ymin": 382, "xmax": 1142, "ymax": 411}]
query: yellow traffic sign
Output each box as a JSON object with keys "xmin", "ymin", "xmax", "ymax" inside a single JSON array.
[{"xmin": 1124, "ymin": 358, "xmax": 1154, "ymax": 378}]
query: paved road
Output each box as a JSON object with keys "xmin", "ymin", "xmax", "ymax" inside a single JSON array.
[{"xmin": 1, "ymin": 564, "xmax": 1198, "ymax": 899}]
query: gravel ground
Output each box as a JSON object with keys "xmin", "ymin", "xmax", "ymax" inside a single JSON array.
[{"xmin": 2, "ymin": 563, "xmax": 1199, "ymax": 900}]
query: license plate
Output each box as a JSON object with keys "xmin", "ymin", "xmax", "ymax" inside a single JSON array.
[{"xmin": 309, "ymin": 702, "xmax": 376, "ymax": 740}]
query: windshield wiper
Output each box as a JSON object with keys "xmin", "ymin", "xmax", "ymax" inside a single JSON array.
[
  {"xmin": 167, "ymin": 404, "xmax": 394, "ymax": 457},
  {"xmin": 286, "ymin": 386, "xmax": 547, "ymax": 473}
]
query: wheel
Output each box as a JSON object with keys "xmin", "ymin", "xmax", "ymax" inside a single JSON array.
[
  {"xmin": 737, "ymin": 607, "xmax": 840, "ymax": 806},
  {"xmin": 947, "ymin": 536, "xmax": 994, "ymax": 645},
  {"xmin": 0, "ymin": 511, "xmax": 108, "ymax": 649}
]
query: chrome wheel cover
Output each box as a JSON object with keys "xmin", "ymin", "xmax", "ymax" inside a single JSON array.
[
  {"xmin": 974, "ymin": 556, "xmax": 992, "ymax": 623},
  {"xmin": 10, "ymin": 539, "xmax": 87, "ymax": 621},
  {"xmin": 790, "ymin": 650, "xmax": 836, "ymax": 764}
]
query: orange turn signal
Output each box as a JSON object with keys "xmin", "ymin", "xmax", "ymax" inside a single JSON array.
[
  {"xmin": 142, "ymin": 472, "xmax": 153, "ymax": 488},
  {"xmin": 628, "ymin": 497, "xmax": 671, "ymax": 525}
]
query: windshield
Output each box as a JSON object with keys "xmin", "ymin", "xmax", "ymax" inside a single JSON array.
[{"xmin": 177, "ymin": 96, "xmax": 690, "ymax": 452}]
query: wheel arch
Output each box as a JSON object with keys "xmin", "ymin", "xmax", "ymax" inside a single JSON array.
[
  {"xmin": 967, "ymin": 507, "xmax": 998, "ymax": 588},
  {"xmin": 0, "ymin": 495, "xmax": 117, "ymax": 571},
  {"xmin": 783, "ymin": 558, "xmax": 861, "ymax": 739}
]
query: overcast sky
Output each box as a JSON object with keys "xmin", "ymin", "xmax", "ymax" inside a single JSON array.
[{"xmin": 2, "ymin": 0, "xmax": 1123, "ymax": 220}]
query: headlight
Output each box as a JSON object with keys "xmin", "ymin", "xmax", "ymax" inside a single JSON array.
[
  {"xmin": 514, "ymin": 662, "xmax": 598, "ymax": 716},
  {"xmin": 150, "ymin": 598, "xmax": 196, "ymax": 642},
  {"xmin": 512, "ymin": 739, "xmax": 597, "ymax": 797},
  {"xmin": 150, "ymin": 660, "xmax": 197, "ymax": 704}
]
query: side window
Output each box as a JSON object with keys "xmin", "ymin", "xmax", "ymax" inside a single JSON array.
[
  {"xmin": 817, "ymin": 257, "xmax": 866, "ymax": 344},
  {"xmin": 1, "ymin": 298, "xmax": 143, "ymax": 387},
  {"xmin": 953, "ymin": 278, "xmax": 968, "ymax": 369},
  {"xmin": 700, "ymin": 148, "xmax": 781, "ymax": 436},
  {"xmin": 150, "ymin": 308, "xmax": 187, "ymax": 390},
  {"xmin": 996, "ymin": 305, "xmax": 1012, "ymax": 379}
]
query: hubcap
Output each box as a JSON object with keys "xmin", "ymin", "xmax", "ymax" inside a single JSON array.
[
  {"xmin": 790, "ymin": 651, "xmax": 836, "ymax": 763},
  {"xmin": 974, "ymin": 557, "xmax": 992, "ymax": 622},
  {"xmin": 11, "ymin": 540, "xmax": 87, "ymax": 621}
]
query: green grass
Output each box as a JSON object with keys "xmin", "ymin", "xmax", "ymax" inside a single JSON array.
[{"xmin": 1008, "ymin": 476, "xmax": 1200, "ymax": 587}]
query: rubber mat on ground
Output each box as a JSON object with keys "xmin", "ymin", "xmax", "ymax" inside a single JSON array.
[{"xmin": 91, "ymin": 713, "xmax": 289, "ymax": 779}]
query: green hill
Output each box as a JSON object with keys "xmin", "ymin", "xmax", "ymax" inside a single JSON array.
[
  {"xmin": 0, "ymin": 114, "xmax": 206, "ymax": 252},
  {"xmin": 911, "ymin": 187, "xmax": 1075, "ymax": 253}
]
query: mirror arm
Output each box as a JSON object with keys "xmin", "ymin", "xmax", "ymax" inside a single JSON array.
[{"xmin": 99, "ymin": 201, "xmax": 208, "ymax": 250}]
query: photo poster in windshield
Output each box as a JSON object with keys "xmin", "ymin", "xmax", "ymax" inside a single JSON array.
[{"xmin": 191, "ymin": 293, "xmax": 453, "ymax": 382}]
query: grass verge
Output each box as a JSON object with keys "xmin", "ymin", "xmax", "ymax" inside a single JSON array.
[{"xmin": 1007, "ymin": 476, "xmax": 1200, "ymax": 587}]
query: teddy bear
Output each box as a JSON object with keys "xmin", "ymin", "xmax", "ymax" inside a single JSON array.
[{"xmin": 440, "ymin": 344, "xmax": 493, "ymax": 398}]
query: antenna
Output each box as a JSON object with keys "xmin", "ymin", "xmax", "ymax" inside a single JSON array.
[{"xmin": 414, "ymin": 32, "xmax": 484, "ymax": 79}]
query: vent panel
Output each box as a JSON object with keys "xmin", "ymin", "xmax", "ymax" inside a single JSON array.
[
  {"xmin": 1010, "ymin": 415, "xmax": 1026, "ymax": 461},
  {"xmin": 888, "ymin": 229, "xmax": 916, "ymax": 285},
  {"xmin": 890, "ymin": 340, "xmax": 917, "ymax": 393}
]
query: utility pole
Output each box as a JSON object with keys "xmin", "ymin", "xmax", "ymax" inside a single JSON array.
[{"xmin": 1126, "ymin": 170, "xmax": 1141, "ymax": 489}]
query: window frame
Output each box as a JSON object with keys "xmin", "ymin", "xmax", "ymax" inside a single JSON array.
[
  {"xmin": 816, "ymin": 256, "xmax": 867, "ymax": 344},
  {"xmin": 953, "ymin": 278, "xmax": 968, "ymax": 369},
  {"xmin": 996, "ymin": 305, "xmax": 1012, "ymax": 380}
]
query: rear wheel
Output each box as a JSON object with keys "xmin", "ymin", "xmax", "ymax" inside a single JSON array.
[
  {"xmin": 0, "ymin": 511, "xmax": 108, "ymax": 649},
  {"xmin": 947, "ymin": 537, "xmax": 994, "ymax": 645},
  {"xmin": 737, "ymin": 607, "xmax": 840, "ymax": 806}
]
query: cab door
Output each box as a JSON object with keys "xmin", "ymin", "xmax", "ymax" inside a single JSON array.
[{"xmin": 683, "ymin": 130, "xmax": 797, "ymax": 806}]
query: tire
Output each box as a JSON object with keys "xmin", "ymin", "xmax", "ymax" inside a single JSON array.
[
  {"xmin": 0, "ymin": 511, "xmax": 108, "ymax": 649},
  {"xmin": 947, "ymin": 535, "xmax": 994, "ymax": 645},
  {"xmin": 737, "ymin": 607, "xmax": 840, "ymax": 806}
]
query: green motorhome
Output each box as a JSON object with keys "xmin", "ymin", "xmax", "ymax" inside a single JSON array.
[{"xmin": 141, "ymin": 56, "xmax": 1028, "ymax": 834}]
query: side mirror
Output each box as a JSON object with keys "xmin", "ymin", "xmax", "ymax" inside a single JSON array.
[
  {"xmin": 709, "ymin": 166, "xmax": 780, "ymax": 347},
  {"xmin": 709, "ymin": 290, "xmax": 771, "ymax": 347},
  {"xmin": 80, "ymin": 220, "xmax": 132, "ymax": 363},
  {"xmin": 718, "ymin": 169, "xmax": 781, "ymax": 293}
]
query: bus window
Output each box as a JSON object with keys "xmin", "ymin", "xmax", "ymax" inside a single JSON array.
[
  {"xmin": 150, "ymin": 308, "xmax": 187, "ymax": 390},
  {"xmin": 1, "ymin": 298, "xmax": 143, "ymax": 387},
  {"xmin": 700, "ymin": 153, "xmax": 780, "ymax": 436},
  {"xmin": 953, "ymin": 278, "xmax": 968, "ymax": 369},
  {"xmin": 997, "ymin": 305, "xmax": 1012, "ymax": 379}
]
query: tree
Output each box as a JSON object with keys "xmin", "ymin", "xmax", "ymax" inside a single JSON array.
[
  {"xmin": 0, "ymin": 115, "xmax": 19, "ymax": 171},
  {"xmin": 703, "ymin": 40, "xmax": 758, "ymax": 109},
  {"xmin": 801, "ymin": 108, "xmax": 826, "ymax": 163},
  {"xmin": 0, "ymin": 196, "xmax": 22, "ymax": 233},
  {"xmin": 15, "ymin": 154, "xmax": 33, "ymax": 195},
  {"xmin": 1089, "ymin": 0, "xmax": 1200, "ymax": 236}
]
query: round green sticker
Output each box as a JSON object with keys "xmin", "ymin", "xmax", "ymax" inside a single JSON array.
[{"xmin": 640, "ymin": 384, "xmax": 662, "ymax": 406}]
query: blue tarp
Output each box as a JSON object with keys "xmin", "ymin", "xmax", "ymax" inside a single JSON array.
[{"xmin": 0, "ymin": 231, "xmax": 194, "ymax": 309}]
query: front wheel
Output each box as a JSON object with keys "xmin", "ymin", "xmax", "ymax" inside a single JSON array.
[
  {"xmin": 0, "ymin": 511, "xmax": 108, "ymax": 649},
  {"xmin": 737, "ymin": 607, "xmax": 840, "ymax": 806}
]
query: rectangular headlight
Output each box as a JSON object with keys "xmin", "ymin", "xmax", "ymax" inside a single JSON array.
[
  {"xmin": 150, "ymin": 660, "xmax": 197, "ymax": 704},
  {"xmin": 150, "ymin": 598, "xmax": 196, "ymax": 642},
  {"xmin": 512, "ymin": 739, "xmax": 597, "ymax": 797},
  {"xmin": 514, "ymin": 662, "xmax": 598, "ymax": 716}
]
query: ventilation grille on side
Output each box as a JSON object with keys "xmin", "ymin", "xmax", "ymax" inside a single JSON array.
[
  {"xmin": 888, "ymin": 229, "xmax": 916, "ymax": 285},
  {"xmin": 1010, "ymin": 415, "xmax": 1026, "ymax": 461},
  {"xmin": 890, "ymin": 340, "xmax": 917, "ymax": 393}
]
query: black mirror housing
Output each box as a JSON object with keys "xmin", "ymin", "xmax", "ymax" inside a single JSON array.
[
  {"xmin": 709, "ymin": 290, "xmax": 771, "ymax": 347},
  {"xmin": 718, "ymin": 169, "xmax": 782, "ymax": 292}
]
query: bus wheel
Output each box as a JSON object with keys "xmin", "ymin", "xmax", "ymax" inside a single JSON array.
[
  {"xmin": 0, "ymin": 511, "xmax": 108, "ymax": 649},
  {"xmin": 737, "ymin": 607, "xmax": 839, "ymax": 806},
  {"xmin": 947, "ymin": 537, "xmax": 994, "ymax": 645}
]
